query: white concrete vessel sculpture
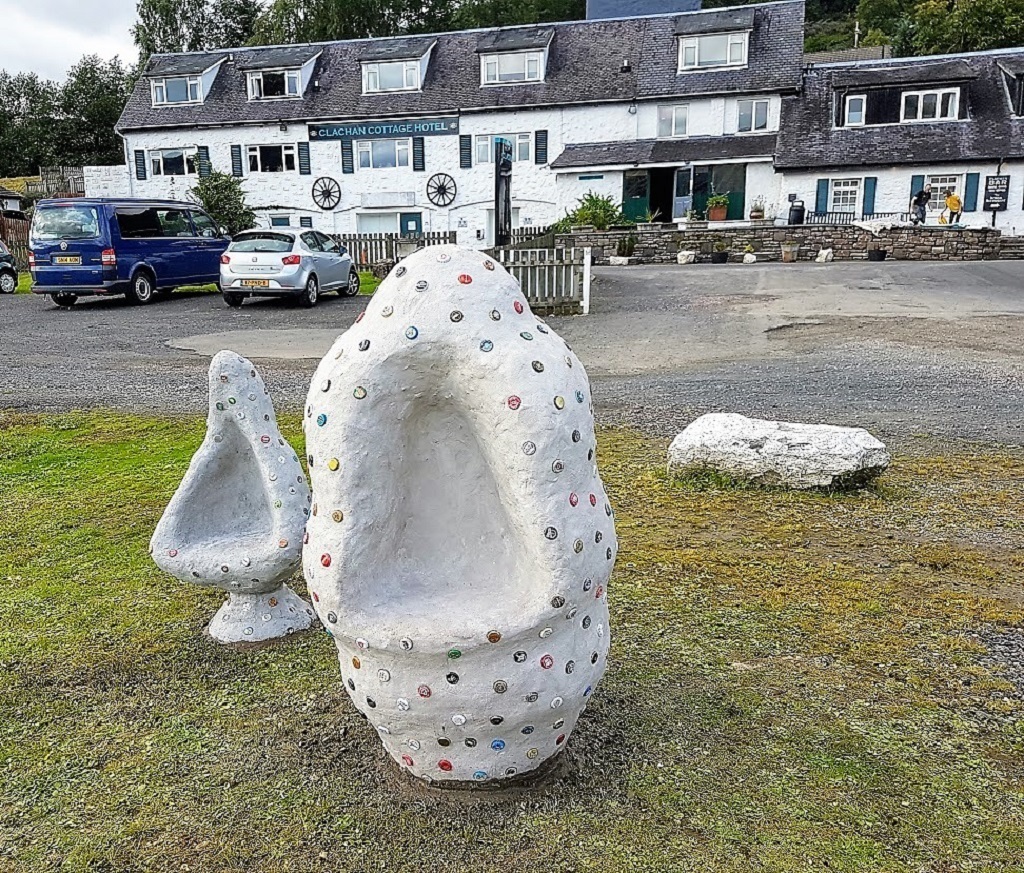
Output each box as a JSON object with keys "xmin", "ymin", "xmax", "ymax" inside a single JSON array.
[
  {"xmin": 303, "ymin": 244, "xmax": 616, "ymax": 785},
  {"xmin": 151, "ymin": 350, "xmax": 315, "ymax": 643}
]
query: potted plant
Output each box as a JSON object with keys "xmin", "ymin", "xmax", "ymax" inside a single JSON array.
[
  {"xmin": 748, "ymin": 197, "xmax": 765, "ymax": 221},
  {"xmin": 780, "ymin": 238, "xmax": 800, "ymax": 263},
  {"xmin": 636, "ymin": 208, "xmax": 662, "ymax": 232},
  {"xmin": 609, "ymin": 234, "xmax": 639, "ymax": 266},
  {"xmin": 711, "ymin": 239, "xmax": 730, "ymax": 264},
  {"xmin": 707, "ymin": 194, "xmax": 730, "ymax": 222}
]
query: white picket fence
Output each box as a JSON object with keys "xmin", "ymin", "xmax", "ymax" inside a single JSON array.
[{"xmin": 491, "ymin": 247, "xmax": 592, "ymax": 315}]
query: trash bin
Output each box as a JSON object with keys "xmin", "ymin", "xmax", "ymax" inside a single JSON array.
[{"xmin": 788, "ymin": 200, "xmax": 806, "ymax": 225}]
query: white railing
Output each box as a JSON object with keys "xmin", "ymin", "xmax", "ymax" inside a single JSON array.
[{"xmin": 491, "ymin": 246, "xmax": 592, "ymax": 315}]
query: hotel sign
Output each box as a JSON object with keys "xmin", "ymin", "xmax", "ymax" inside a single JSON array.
[
  {"xmin": 983, "ymin": 175, "xmax": 1009, "ymax": 211},
  {"xmin": 309, "ymin": 117, "xmax": 459, "ymax": 141}
]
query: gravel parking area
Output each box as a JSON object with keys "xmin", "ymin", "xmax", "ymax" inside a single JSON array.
[{"xmin": 2, "ymin": 260, "xmax": 1023, "ymax": 446}]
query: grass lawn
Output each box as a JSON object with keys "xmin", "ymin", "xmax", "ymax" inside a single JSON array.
[
  {"xmin": 358, "ymin": 271, "xmax": 380, "ymax": 295},
  {"xmin": 15, "ymin": 271, "xmax": 31, "ymax": 294},
  {"xmin": 1, "ymin": 412, "xmax": 1022, "ymax": 872}
]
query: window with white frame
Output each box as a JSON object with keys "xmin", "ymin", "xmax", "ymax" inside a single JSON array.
[
  {"xmin": 926, "ymin": 174, "xmax": 962, "ymax": 210},
  {"xmin": 901, "ymin": 88, "xmax": 959, "ymax": 122},
  {"xmin": 737, "ymin": 98, "xmax": 769, "ymax": 132},
  {"xmin": 248, "ymin": 70, "xmax": 301, "ymax": 100},
  {"xmin": 657, "ymin": 105, "xmax": 689, "ymax": 138},
  {"xmin": 247, "ymin": 144, "xmax": 297, "ymax": 173},
  {"xmin": 363, "ymin": 60, "xmax": 420, "ymax": 93},
  {"xmin": 475, "ymin": 133, "xmax": 531, "ymax": 163},
  {"xmin": 481, "ymin": 51, "xmax": 544, "ymax": 84},
  {"xmin": 844, "ymin": 94, "xmax": 866, "ymax": 126},
  {"xmin": 151, "ymin": 76, "xmax": 202, "ymax": 105},
  {"xmin": 830, "ymin": 178, "xmax": 861, "ymax": 213},
  {"xmin": 356, "ymin": 138, "xmax": 410, "ymax": 169},
  {"xmin": 678, "ymin": 32, "xmax": 748, "ymax": 71},
  {"xmin": 150, "ymin": 148, "xmax": 198, "ymax": 176}
]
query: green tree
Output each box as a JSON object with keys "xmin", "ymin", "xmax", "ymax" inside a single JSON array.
[
  {"xmin": 208, "ymin": 0, "xmax": 262, "ymax": 48},
  {"xmin": 133, "ymin": 0, "xmax": 210, "ymax": 61},
  {"xmin": 907, "ymin": 0, "xmax": 1024, "ymax": 54},
  {"xmin": 189, "ymin": 171, "xmax": 256, "ymax": 235},
  {"xmin": 57, "ymin": 56, "xmax": 133, "ymax": 167},
  {"xmin": 0, "ymin": 72, "xmax": 60, "ymax": 176}
]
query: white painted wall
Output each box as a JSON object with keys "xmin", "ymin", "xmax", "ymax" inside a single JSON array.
[
  {"xmin": 780, "ymin": 162, "xmax": 1024, "ymax": 232},
  {"xmin": 83, "ymin": 165, "xmax": 132, "ymax": 199},
  {"xmin": 120, "ymin": 90, "xmax": 790, "ymax": 246},
  {"xmin": 634, "ymin": 94, "xmax": 781, "ymax": 137}
]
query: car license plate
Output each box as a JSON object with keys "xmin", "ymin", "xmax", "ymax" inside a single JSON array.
[
  {"xmin": 53, "ymin": 255, "xmax": 81, "ymax": 265},
  {"xmin": 241, "ymin": 279, "xmax": 270, "ymax": 288}
]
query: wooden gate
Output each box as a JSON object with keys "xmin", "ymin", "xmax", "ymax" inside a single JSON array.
[
  {"xmin": 331, "ymin": 231, "xmax": 457, "ymax": 265},
  {"xmin": 491, "ymin": 247, "xmax": 592, "ymax": 316},
  {"xmin": 0, "ymin": 213, "xmax": 31, "ymax": 270}
]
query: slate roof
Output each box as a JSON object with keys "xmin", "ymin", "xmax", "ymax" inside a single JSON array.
[
  {"xmin": 117, "ymin": 0, "xmax": 805, "ymax": 132},
  {"xmin": 776, "ymin": 50, "xmax": 1024, "ymax": 170},
  {"xmin": 475, "ymin": 26, "xmax": 554, "ymax": 53},
  {"xmin": 804, "ymin": 45, "xmax": 891, "ymax": 65},
  {"xmin": 357, "ymin": 36, "xmax": 437, "ymax": 61},
  {"xmin": 234, "ymin": 46, "xmax": 322, "ymax": 70},
  {"xmin": 0, "ymin": 185, "xmax": 23, "ymax": 200},
  {"xmin": 674, "ymin": 6, "xmax": 755, "ymax": 35},
  {"xmin": 551, "ymin": 134, "xmax": 777, "ymax": 168},
  {"xmin": 148, "ymin": 53, "xmax": 224, "ymax": 77}
]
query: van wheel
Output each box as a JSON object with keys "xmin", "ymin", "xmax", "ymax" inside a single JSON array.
[
  {"xmin": 53, "ymin": 292, "xmax": 77, "ymax": 308},
  {"xmin": 344, "ymin": 268, "xmax": 360, "ymax": 297},
  {"xmin": 300, "ymin": 274, "xmax": 319, "ymax": 308},
  {"xmin": 0, "ymin": 271, "xmax": 16, "ymax": 294},
  {"xmin": 223, "ymin": 292, "xmax": 244, "ymax": 308},
  {"xmin": 127, "ymin": 271, "xmax": 155, "ymax": 305}
]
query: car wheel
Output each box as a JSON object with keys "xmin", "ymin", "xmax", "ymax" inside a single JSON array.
[
  {"xmin": 344, "ymin": 268, "xmax": 360, "ymax": 297},
  {"xmin": 0, "ymin": 271, "xmax": 16, "ymax": 294},
  {"xmin": 300, "ymin": 274, "xmax": 319, "ymax": 308},
  {"xmin": 127, "ymin": 271, "xmax": 155, "ymax": 305},
  {"xmin": 223, "ymin": 292, "xmax": 244, "ymax": 308},
  {"xmin": 53, "ymin": 292, "xmax": 77, "ymax": 308}
]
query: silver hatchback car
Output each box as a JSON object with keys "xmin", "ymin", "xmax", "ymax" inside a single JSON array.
[{"xmin": 220, "ymin": 228, "xmax": 360, "ymax": 308}]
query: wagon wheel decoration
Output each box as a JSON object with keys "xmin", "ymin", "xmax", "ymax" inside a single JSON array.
[
  {"xmin": 311, "ymin": 176, "xmax": 342, "ymax": 210},
  {"xmin": 426, "ymin": 173, "xmax": 457, "ymax": 207}
]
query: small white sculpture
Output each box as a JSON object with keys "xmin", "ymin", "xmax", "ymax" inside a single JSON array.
[
  {"xmin": 815, "ymin": 248, "xmax": 835, "ymax": 262},
  {"xmin": 151, "ymin": 351, "xmax": 315, "ymax": 643},
  {"xmin": 668, "ymin": 412, "xmax": 890, "ymax": 489},
  {"xmin": 742, "ymin": 252, "xmax": 757, "ymax": 264},
  {"xmin": 677, "ymin": 250, "xmax": 696, "ymax": 264},
  {"xmin": 303, "ymin": 245, "xmax": 616, "ymax": 784}
]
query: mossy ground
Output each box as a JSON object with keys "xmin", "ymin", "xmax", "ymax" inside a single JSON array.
[{"xmin": 1, "ymin": 412, "xmax": 1022, "ymax": 872}]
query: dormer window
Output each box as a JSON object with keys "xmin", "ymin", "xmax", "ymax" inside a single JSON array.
[
  {"xmin": 901, "ymin": 87, "xmax": 959, "ymax": 122},
  {"xmin": 363, "ymin": 60, "xmax": 420, "ymax": 93},
  {"xmin": 248, "ymin": 69, "xmax": 301, "ymax": 100},
  {"xmin": 678, "ymin": 32, "xmax": 748, "ymax": 71},
  {"xmin": 481, "ymin": 51, "xmax": 545, "ymax": 85},
  {"xmin": 152, "ymin": 76, "xmax": 202, "ymax": 105},
  {"xmin": 844, "ymin": 94, "xmax": 866, "ymax": 126}
]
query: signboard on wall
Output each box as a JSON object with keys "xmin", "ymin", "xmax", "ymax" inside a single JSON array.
[
  {"xmin": 983, "ymin": 175, "xmax": 1010, "ymax": 211},
  {"xmin": 309, "ymin": 117, "xmax": 459, "ymax": 141}
]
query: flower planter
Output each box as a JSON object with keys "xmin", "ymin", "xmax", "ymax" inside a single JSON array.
[
  {"xmin": 867, "ymin": 249, "xmax": 888, "ymax": 262},
  {"xmin": 708, "ymin": 206, "xmax": 728, "ymax": 222},
  {"xmin": 570, "ymin": 225, "xmax": 595, "ymax": 234},
  {"xmin": 748, "ymin": 211, "xmax": 765, "ymax": 221},
  {"xmin": 636, "ymin": 222, "xmax": 660, "ymax": 232},
  {"xmin": 780, "ymin": 243, "xmax": 800, "ymax": 263},
  {"xmin": 711, "ymin": 251, "xmax": 730, "ymax": 264}
]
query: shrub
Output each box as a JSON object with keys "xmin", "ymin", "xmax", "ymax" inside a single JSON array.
[
  {"xmin": 707, "ymin": 194, "xmax": 730, "ymax": 209},
  {"xmin": 188, "ymin": 171, "xmax": 256, "ymax": 236},
  {"xmin": 552, "ymin": 191, "xmax": 628, "ymax": 232}
]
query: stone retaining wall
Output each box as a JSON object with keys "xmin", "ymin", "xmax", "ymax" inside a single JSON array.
[{"xmin": 557, "ymin": 224, "xmax": 1002, "ymax": 265}]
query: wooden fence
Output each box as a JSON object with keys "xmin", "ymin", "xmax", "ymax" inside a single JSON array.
[
  {"xmin": 0, "ymin": 213, "xmax": 30, "ymax": 270},
  {"xmin": 331, "ymin": 231, "xmax": 456, "ymax": 265},
  {"xmin": 491, "ymin": 246, "xmax": 592, "ymax": 316}
]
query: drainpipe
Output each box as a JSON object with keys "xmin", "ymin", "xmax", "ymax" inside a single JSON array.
[{"xmin": 993, "ymin": 157, "xmax": 1004, "ymax": 228}]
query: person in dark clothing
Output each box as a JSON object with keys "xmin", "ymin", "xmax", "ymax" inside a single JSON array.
[{"xmin": 910, "ymin": 183, "xmax": 932, "ymax": 225}]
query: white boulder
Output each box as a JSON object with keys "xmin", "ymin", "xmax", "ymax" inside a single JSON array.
[
  {"xmin": 677, "ymin": 250, "xmax": 696, "ymax": 264},
  {"xmin": 668, "ymin": 413, "xmax": 890, "ymax": 489},
  {"xmin": 151, "ymin": 351, "xmax": 315, "ymax": 643},
  {"xmin": 302, "ymin": 244, "xmax": 616, "ymax": 785},
  {"xmin": 742, "ymin": 252, "xmax": 757, "ymax": 264}
]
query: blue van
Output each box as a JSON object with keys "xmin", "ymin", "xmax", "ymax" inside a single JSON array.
[{"xmin": 30, "ymin": 198, "xmax": 229, "ymax": 307}]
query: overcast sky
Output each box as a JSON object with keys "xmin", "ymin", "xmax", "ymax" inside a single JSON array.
[{"xmin": 1, "ymin": 0, "xmax": 138, "ymax": 79}]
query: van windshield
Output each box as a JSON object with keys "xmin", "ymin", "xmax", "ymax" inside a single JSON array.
[
  {"xmin": 31, "ymin": 205, "xmax": 101, "ymax": 241},
  {"xmin": 230, "ymin": 233, "xmax": 294, "ymax": 253}
]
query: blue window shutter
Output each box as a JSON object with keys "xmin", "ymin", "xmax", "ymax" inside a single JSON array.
[
  {"xmin": 412, "ymin": 137, "xmax": 425, "ymax": 172},
  {"xmin": 910, "ymin": 174, "xmax": 925, "ymax": 203},
  {"xmin": 197, "ymin": 145, "xmax": 211, "ymax": 178},
  {"xmin": 231, "ymin": 145, "xmax": 243, "ymax": 177},
  {"xmin": 815, "ymin": 178, "xmax": 829, "ymax": 213},
  {"xmin": 299, "ymin": 216, "xmax": 313, "ymax": 228},
  {"xmin": 134, "ymin": 150, "xmax": 147, "ymax": 180},
  {"xmin": 535, "ymin": 130, "xmax": 548, "ymax": 165},
  {"xmin": 862, "ymin": 177, "xmax": 877, "ymax": 216},
  {"xmin": 459, "ymin": 134, "xmax": 472, "ymax": 168},
  {"xmin": 963, "ymin": 172, "xmax": 979, "ymax": 211},
  {"xmin": 298, "ymin": 141, "xmax": 311, "ymax": 175},
  {"xmin": 341, "ymin": 140, "xmax": 354, "ymax": 175}
]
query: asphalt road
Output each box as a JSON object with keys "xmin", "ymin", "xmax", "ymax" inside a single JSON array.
[{"xmin": 2, "ymin": 260, "xmax": 1022, "ymax": 446}]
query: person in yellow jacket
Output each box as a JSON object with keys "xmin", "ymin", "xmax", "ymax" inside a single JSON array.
[{"xmin": 945, "ymin": 188, "xmax": 963, "ymax": 224}]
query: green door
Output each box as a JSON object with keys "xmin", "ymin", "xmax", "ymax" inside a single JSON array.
[
  {"xmin": 622, "ymin": 171, "xmax": 650, "ymax": 222},
  {"xmin": 399, "ymin": 212, "xmax": 422, "ymax": 237}
]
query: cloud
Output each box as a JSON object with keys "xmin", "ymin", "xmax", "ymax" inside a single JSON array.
[{"xmin": 0, "ymin": 0, "xmax": 138, "ymax": 79}]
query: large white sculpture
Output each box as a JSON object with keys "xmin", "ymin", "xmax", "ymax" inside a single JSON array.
[
  {"xmin": 303, "ymin": 245, "xmax": 616, "ymax": 784},
  {"xmin": 151, "ymin": 350, "xmax": 316, "ymax": 643},
  {"xmin": 668, "ymin": 412, "xmax": 890, "ymax": 489}
]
